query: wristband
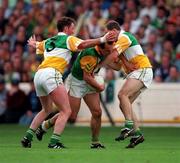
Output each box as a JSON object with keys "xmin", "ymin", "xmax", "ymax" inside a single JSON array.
[{"xmin": 100, "ymin": 36, "xmax": 106, "ymax": 43}]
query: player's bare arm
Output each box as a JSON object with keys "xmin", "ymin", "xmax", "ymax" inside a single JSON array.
[
  {"xmin": 107, "ymin": 60, "xmax": 122, "ymax": 71},
  {"xmin": 119, "ymin": 54, "xmax": 138, "ymax": 73},
  {"xmin": 97, "ymin": 49, "xmax": 119, "ymax": 68},
  {"xmin": 83, "ymin": 71, "xmax": 104, "ymax": 92},
  {"xmin": 77, "ymin": 31, "xmax": 118, "ymax": 50}
]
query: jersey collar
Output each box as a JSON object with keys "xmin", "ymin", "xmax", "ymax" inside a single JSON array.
[
  {"xmin": 58, "ymin": 32, "xmax": 67, "ymax": 35},
  {"xmin": 95, "ymin": 46, "xmax": 101, "ymax": 55},
  {"xmin": 118, "ymin": 29, "xmax": 125, "ymax": 38}
]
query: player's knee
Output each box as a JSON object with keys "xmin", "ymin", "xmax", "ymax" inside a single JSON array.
[
  {"xmin": 92, "ymin": 109, "xmax": 102, "ymax": 119},
  {"xmin": 66, "ymin": 108, "xmax": 72, "ymax": 117},
  {"xmin": 62, "ymin": 107, "xmax": 72, "ymax": 117}
]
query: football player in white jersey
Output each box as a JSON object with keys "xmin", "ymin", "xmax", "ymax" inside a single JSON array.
[
  {"xmin": 102, "ymin": 20, "xmax": 153, "ymax": 148},
  {"xmin": 21, "ymin": 17, "xmax": 117, "ymax": 149}
]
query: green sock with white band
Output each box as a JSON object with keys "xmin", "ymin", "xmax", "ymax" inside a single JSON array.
[
  {"xmin": 25, "ymin": 128, "xmax": 35, "ymax": 141},
  {"xmin": 49, "ymin": 133, "xmax": 60, "ymax": 145},
  {"xmin": 124, "ymin": 120, "xmax": 134, "ymax": 129}
]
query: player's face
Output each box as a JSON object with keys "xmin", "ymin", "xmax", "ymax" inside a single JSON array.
[
  {"xmin": 106, "ymin": 28, "xmax": 119, "ymax": 42},
  {"xmin": 99, "ymin": 43, "xmax": 114, "ymax": 56},
  {"xmin": 67, "ymin": 23, "xmax": 75, "ymax": 35}
]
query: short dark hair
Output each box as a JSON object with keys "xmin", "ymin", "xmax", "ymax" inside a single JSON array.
[
  {"xmin": 106, "ymin": 20, "xmax": 121, "ymax": 30},
  {"xmin": 57, "ymin": 17, "xmax": 76, "ymax": 32},
  {"xmin": 98, "ymin": 42, "xmax": 113, "ymax": 49},
  {"xmin": 99, "ymin": 43, "xmax": 105, "ymax": 49}
]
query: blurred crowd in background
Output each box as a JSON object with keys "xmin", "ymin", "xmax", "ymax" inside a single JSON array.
[{"xmin": 0, "ymin": 0, "xmax": 180, "ymax": 124}]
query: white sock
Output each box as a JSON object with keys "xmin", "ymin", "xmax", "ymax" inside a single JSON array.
[{"xmin": 41, "ymin": 121, "xmax": 48, "ymax": 132}]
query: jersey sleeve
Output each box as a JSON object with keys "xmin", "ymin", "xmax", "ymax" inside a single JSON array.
[
  {"xmin": 36, "ymin": 41, "xmax": 45, "ymax": 55},
  {"xmin": 66, "ymin": 36, "xmax": 83, "ymax": 52},
  {"xmin": 114, "ymin": 34, "xmax": 132, "ymax": 55},
  {"xmin": 80, "ymin": 56, "xmax": 97, "ymax": 73}
]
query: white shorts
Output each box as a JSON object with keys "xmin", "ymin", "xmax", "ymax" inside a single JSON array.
[
  {"xmin": 34, "ymin": 68, "xmax": 63, "ymax": 97},
  {"xmin": 127, "ymin": 68, "xmax": 153, "ymax": 88},
  {"xmin": 65, "ymin": 74, "xmax": 96, "ymax": 98}
]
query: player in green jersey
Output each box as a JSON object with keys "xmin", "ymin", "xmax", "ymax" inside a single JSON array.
[
  {"xmin": 35, "ymin": 42, "xmax": 118, "ymax": 149},
  {"xmin": 21, "ymin": 17, "xmax": 117, "ymax": 149}
]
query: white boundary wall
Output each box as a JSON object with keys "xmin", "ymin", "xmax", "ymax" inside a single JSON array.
[
  {"xmin": 77, "ymin": 79, "xmax": 180, "ymax": 123},
  {"xmin": 10, "ymin": 80, "xmax": 180, "ymax": 124}
]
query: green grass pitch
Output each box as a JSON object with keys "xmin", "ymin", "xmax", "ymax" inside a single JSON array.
[{"xmin": 0, "ymin": 124, "xmax": 180, "ymax": 163}]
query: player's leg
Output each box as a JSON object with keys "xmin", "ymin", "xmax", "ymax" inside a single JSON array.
[
  {"xmin": 126, "ymin": 68, "xmax": 153, "ymax": 147},
  {"xmin": 126, "ymin": 91, "xmax": 144, "ymax": 148},
  {"xmin": 126, "ymin": 112, "xmax": 144, "ymax": 148},
  {"xmin": 30, "ymin": 96, "xmax": 53, "ymax": 129},
  {"xmin": 21, "ymin": 96, "xmax": 52, "ymax": 147},
  {"xmin": 36, "ymin": 113, "xmax": 59, "ymax": 141},
  {"xmin": 119, "ymin": 68, "xmax": 153, "ymax": 147},
  {"xmin": 115, "ymin": 78, "xmax": 144, "ymax": 141},
  {"xmin": 83, "ymin": 93, "xmax": 105, "ymax": 149},
  {"xmin": 115, "ymin": 90, "xmax": 140, "ymax": 141},
  {"xmin": 68, "ymin": 93, "xmax": 81, "ymax": 123},
  {"xmin": 129, "ymin": 91, "xmax": 141, "ymax": 130},
  {"xmin": 36, "ymin": 93, "xmax": 82, "ymax": 141},
  {"xmin": 48, "ymin": 84, "xmax": 72, "ymax": 148}
]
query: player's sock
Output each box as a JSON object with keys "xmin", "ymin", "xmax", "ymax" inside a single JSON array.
[
  {"xmin": 91, "ymin": 136, "xmax": 99, "ymax": 143},
  {"xmin": 91, "ymin": 137, "xmax": 105, "ymax": 148},
  {"xmin": 25, "ymin": 128, "xmax": 35, "ymax": 141},
  {"xmin": 115, "ymin": 120, "xmax": 134, "ymax": 141},
  {"xmin": 124, "ymin": 120, "xmax": 134, "ymax": 129},
  {"xmin": 134, "ymin": 128, "xmax": 142, "ymax": 136},
  {"xmin": 49, "ymin": 133, "xmax": 60, "ymax": 145},
  {"xmin": 42, "ymin": 119, "xmax": 53, "ymax": 131}
]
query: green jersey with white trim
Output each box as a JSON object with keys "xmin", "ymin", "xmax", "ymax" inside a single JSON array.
[{"xmin": 71, "ymin": 47, "xmax": 105, "ymax": 80}]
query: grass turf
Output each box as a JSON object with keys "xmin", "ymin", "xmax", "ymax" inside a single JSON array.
[{"xmin": 0, "ymin": 124, "xmax": 180, "ymax": 163}]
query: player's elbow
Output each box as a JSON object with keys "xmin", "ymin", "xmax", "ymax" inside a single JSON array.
[
  {"xmin": 97, "ymin": 85, "xmax": 105, "ymax": 92},
  {"xmin": 77, "ymin": 41, "xmax": 87, "ymax": 50},
  {"xmin": 78, "ymin": 40, "xmax": 93, "ymax": 50}
]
